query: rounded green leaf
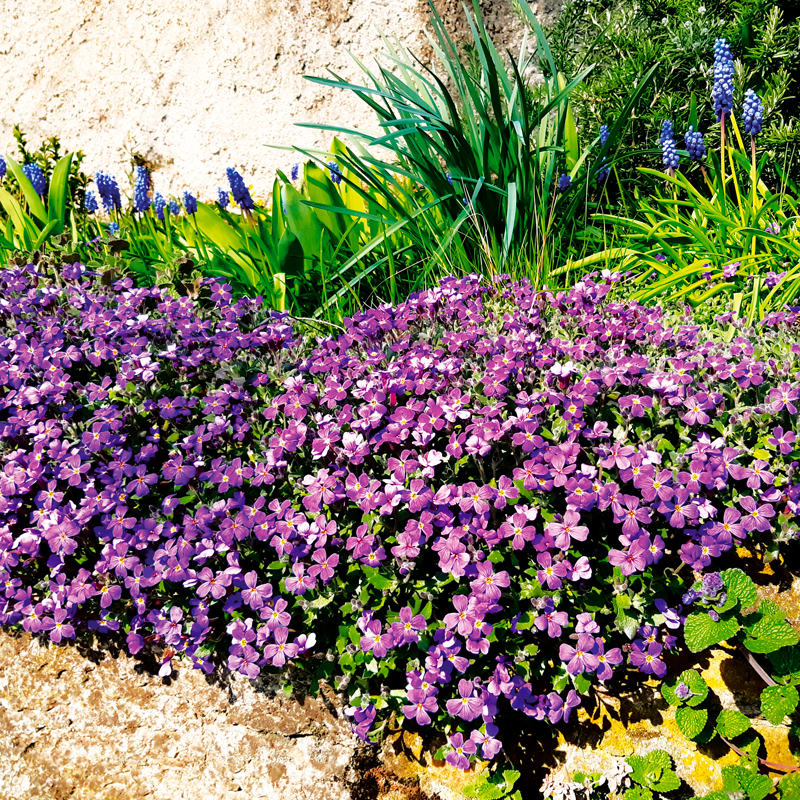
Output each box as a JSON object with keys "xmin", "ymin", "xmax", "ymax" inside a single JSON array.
[
  {"xmin": 716, "ymin": 709, "xmax": 751, "ymax": 738},
  {"xmin": 761, "ymin": 684, "xmax": 799, "ymax": 725},
  {"xmin": 684, "ymin": 612, "xmax": 740, "ymax": 653},
  {"xmin": 745, "ymin": 616, "xmax": 799, "ymax": 655},
  {"xmin": 676, "ymin": 705, "xmax": 708, "ymax": 740}
]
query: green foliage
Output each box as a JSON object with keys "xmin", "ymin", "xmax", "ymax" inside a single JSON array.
[
  {"xmin": 676, "ymin": 705, "xmax": 708, "ymax": 739},
  {"xmin": 0, "ymin": 154, "xmax": 75, "ymax": 254},
  {"xmin": 743, "ymin": 600, "xmax": 799, "ymax": 654},
  {"xmin": 760, "ymin": 684, "xmax": 800, "ymax": 724},
  {"xmin": 298, "ymin": 0, "xmax": 655, "ymax": 290},
  {"xmin": 462, "ymin": 769, "xmax": 522, "ymax": 800},
  {"xmin": 626, "ymin": 749, "xmax": 681, "ymax": 793},
  {"xmin": 662, "ymin": 669, "xmax": 709, "ymax": 707},
  {"xmin": 684, "ymin": 611, "xmax": 740, "ymax": 653},
  {"xmin": 722, "ymin": 765, "xmax": 774, "ymax": 800},
  {"xmin": 544, "ymin": 0, "xmax": 800, "ymax": 176},
  {"xmin": 715, "ymin": 709, "xmax": 751, "ymax": 738}
]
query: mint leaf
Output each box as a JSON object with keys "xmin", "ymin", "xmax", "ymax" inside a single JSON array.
[
  {"xmin": 768, "ymin": 647, "xmax": 800, "ymax": 685},
  {"xmin": 662, "ymin": 669, "xmax": 708, "ymax": 707},
  {"xmin": 676, "ymin": 705, "xmax": 708, "ymax": 739},
  {"xmin": 628, "ymin": 749, "xmax": 675, "ymax": 790},
  {"xmin": 761, "ymin": 684, "xmax": 799, "ymax": 725},
  {"xmin": 684, "ymin": 612, "xmax": 739, "ymax": 653},
  {"xmin": 745, "ymin": 615, "xmax": 799, "ymax": 655},
  {"xmin": 716, "ymin": 709, "xmax": 751, "ymax": 738},
  {"xmin": 624, "ymin": 787, "xmax": 654, "ymax": 800},
  {"xmin": 723, "ymin": 766, "xmax": 773, "ymax": 800}
]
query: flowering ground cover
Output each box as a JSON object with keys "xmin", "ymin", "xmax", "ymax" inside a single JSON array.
[{"xmin": 2, "ymin": 260, "xmax": 800, "ymax": 781}]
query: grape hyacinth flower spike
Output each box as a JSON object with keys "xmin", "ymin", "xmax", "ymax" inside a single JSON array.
[
  {"xmin": 23, "ymin": 162, "xmax": 47, "ymax": 196},
  {"xmin": 217, "ymin": 187, "xmax": 229, "ymax": 209},
  {"xmin": 183, "ymin": 191, "xmax": 197, "ymax": 215},
  {"xmin": 169, "ymin": 199, "xmax": 180, "ymax": 217},
  {"xmin": 96, "ymin": 170, "xmax": 122, "ymax": 212},
  {"xmin": 226, "ymin": 167, "xmax": 255, "ymax": 216},
  {"xmin": 153, "ymin": 193, "xmax": 167, "ymax": 221},
  {"xmin": 597, "ymin": 124, "xmax": 610, "ymax": 183},
  {"xmin": 660, "ymin": 120, "xmax": 679, "ymax": 175},
  {"xmin": 290, "ymin": 162, "xmax": 300, "ymax": 182},
  {"xmin": 84, "ymin": 189, "xmax": 99, "ymax": 214},
  {"xmin": 742, "ymin": 88, "xmax": 763, "ymax": 162},
  {"xmin": 558, "ymin": 174, "xmax": 572, "ymax": 194},
  {"xmin": 0, "ymin": 155, "xmax": 6, "ymax": 180},
  {"xmin": 133, "ymin": 165, "xmax": 151, "ymax": 213},
  {"xmin": 712, "ymin": 37, "xmax": 734, "ymax": 179},
  {"xmin": 328, "ymin": 160, "xmax": 343, "ymax": 185}
]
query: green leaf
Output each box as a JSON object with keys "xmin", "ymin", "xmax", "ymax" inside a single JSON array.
[
  {"xmin": 624, "ymin": 787, "xmax": 654, "ymax": 800},
  {"xmin": 676, "ymin": 706, "xmax": 708, "ymax": 740},
  {"xmin": 628, "ymin": 749, "xmax": 679, "ymax": 792},
  {"xmin": 684, "ymin": 612, "xmax": 740, "ymax": 653},
  {"xmin": 365, "ymin": 570, "xmax": 393, "ymax": 591},
  {"xmin": 745, "ymin": 615, "xmax": 799, "ymax": 654},
  {"xmin": 779, "ymin": 771, "xmax": 800, "ymax": 800},
  {"xmin": 723, "ymin": 766, "xmax": 773, "ymax": 800},
  {"xmin": 722, "ymin": 568, "xmax": 758, "ymax": 607},
  {"xmin": 768, "ymin": 647, "xmax": 800, "ymax": 685},
  {"xmin": 761, "ymin": 684, "xmax": 799, "ymax": 725},
  {"xmin": 4, "ymin": 157, "xmax": 48, "ymax": 223},
  {"xmin": 716, "ymin": 709, "xmax": 751, "ymax": 738},
  {"xmin": 488, "ymin": 550, "xmax": 505, "ymax": 564},
  {"xmin": 47, "ymin": 153, "xmax": 74, "ymax": 234},
  {"xmin": 662, "ymin": 669, "xmax": 708, "ymax": 707}
]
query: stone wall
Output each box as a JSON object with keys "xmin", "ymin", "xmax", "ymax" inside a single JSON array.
[{"xmin": 0, "ymin": 0, "xmax": 557, "ymax": 199}]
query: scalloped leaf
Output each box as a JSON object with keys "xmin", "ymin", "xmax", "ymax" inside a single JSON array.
[
  {"xmin": 761, "ymin": 684, "xmax": 799, "ymax": 725},
  {"xmin": 716, "ymin": 709, "xmax": 751, "ymax": 738},
  {"xmin": 768, "ymin": 647, "xmax": 800, "ymax": 685},
  {"xmin": 676, "ymin": 705, "xmax": 708, "ymax": 740},
  {"xmin": 745, "ymin": 615, "xmax": 799, "ymax": 655},
  {"xmin": 662, "ymin": 669, "xmax": 708, "ymax": 707},
  {"xmin": 722, "ymin": 568, "xmax": 758, "ymax": 607},
  {"xmin": 628, "ymin": 749, "xmax": 678, "ymax": 791},
  {"xmin": 723, "ymin": 766, "xmax": 773, "ymax": 800},
  {"xmin": 684, "ymin": 612, "xmax": 740, "ymax": 653}
]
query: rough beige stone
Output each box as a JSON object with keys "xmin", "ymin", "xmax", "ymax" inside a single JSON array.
[
  {"xmin": 0, "ymin": 0, "xmax": 554, "ymax": 198},
  {"xmin": 0, "ymin": 632, "xmax": 357, "ymax": 800}
]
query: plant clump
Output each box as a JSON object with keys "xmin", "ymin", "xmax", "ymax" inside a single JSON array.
[{"xmin": 1, "ymin": 265, "xmax": 800, "ymax": 770}]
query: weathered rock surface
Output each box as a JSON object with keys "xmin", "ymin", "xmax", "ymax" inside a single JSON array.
[
  {"xmin": 3, "ymin": 572, "xmax": 797, "ymax": 799},
  {"xmin": 0, "ymin": 0, "xmax": 555, "ymax": 197},
  {"xmin": 0, "ymin": 632, "xmax": 359, "ymax": 800}
]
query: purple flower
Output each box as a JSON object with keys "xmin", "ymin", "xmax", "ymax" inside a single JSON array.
[
  {"xmin": 630, "ymin": 641, "xmax": 667, "ymax": 678},
  {"xmin": 263, "ymin": 626, "xmax": 299, "ymax": 667},
  {"xmin": 403, "ymin": 688, "xmax": 438, "ymax": 725},
  {"xmin": 559, "ymin": 633, "xmax": 599, "ymax": 675},
  {"xmin": 446, "ymin": 732, "xmax": 477, "ymax": 770}
]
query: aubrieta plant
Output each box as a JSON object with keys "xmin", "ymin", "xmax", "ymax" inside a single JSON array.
[{"xmin": 2, "ymin": 266, "xmax": 800, "ymax": 771}]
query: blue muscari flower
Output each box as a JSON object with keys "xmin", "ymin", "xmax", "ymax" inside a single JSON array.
[
  {"xmin": 290, "ymin": 162, "xmax": 300, "ymax": 182},
  {"xmin": 742, "ymin": 89, "xmax": 763, "ymax": 136},
  {"xmin": 84, "ymin": 189, "xmax": 99, "ymax": 214},
  {"xmin": 96, "ymin": 171, "xmax": 122, "ymax": 212},
  {"xmin": 328, "ymin": 160, "xmax": 343, "ymax": 185},
  {"xmin": 557, "ymin": 174, "xmax": 572, "ymax": 193},
  {"xmin": 712, "ymin": 38, "xmax": 734, "ymax": 122},
  {"xmin": 109, "ymin": 221, "xmax": 120, "ymax": 235},
  {"xmin": 153, "ymin": 193, "xmax": 167, "ymax": 221},
  {"xmin": 183, "ymin": 191, "xmax": 197, "ymax": 215},
  {"xmin": 217, "ymin": 187, "xmax": 229, "ymax": 209},
  {"xmin": 597, "ymin": 124, "xmax": 610, "ymax": 182},
  {"xmin": 226, "ymin": 167, "xmax": 255, "ymax": 211},
  {"xmin": 659, "ymin": 119, "xmax": 674, "ymax": 147},
  {"xmin": 23, "ymin": 163, "xmax": 46, "ymax": 196},
  {"xmin": 684, "ymin": 126, "xmax": 707, "ymax": 161},
  {"xmin": 445, "ymin": 171, "xmax": 454, "ymax": 186},
  {"xmin": 133, "ymin": 165, "xmax": 151, "ymax": 213},
  {"xmin": 169, "ymin": 199, "xmax": 180, "ymax": 216},
  {"xmin": 0, "ymin": 156, "xmax": 6, "ymax": 180},
  {"xmin": 661, "ymin": 120, "xmax": 680, "ymax": 170}
]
